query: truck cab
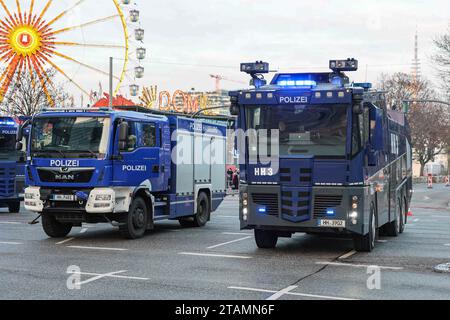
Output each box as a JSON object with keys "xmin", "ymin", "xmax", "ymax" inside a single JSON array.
[
  {"xmin": 0, "ymin": 116, "xmax": 27, "ymax": 213},
  {"xmin": 230, "ymin": 59, "xmax": 413, "ymax": 252},
  {"xmin": 22, "ymin": 108, "xmax": 227, "ymax": 239}
]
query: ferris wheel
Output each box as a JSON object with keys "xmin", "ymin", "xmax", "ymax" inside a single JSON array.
[{"xmin": 0, "ymin": 0, "xmax": 146, "ymax": 107}]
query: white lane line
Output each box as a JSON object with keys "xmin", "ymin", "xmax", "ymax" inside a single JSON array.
[
  {"xmin": 68, "ymin": 246, "xmax": 128, "ymax": 252},
  {"xmin": 413, "ymin": 219, "xmax": 420, "ymax": 223},
  {"xmin": 179, "ymin": 252, "xmax": 252, "ymax": 259},
  {"xmin": 315, "ymin": 261, "xmax": 404, "ymax": 271},
  {"xmin": 0, "ymin": 221, "xmax": 22, "ymax": 225},
  {"xmin": 0, "ymin": 241, "xmax": 23, "ymax": 245},
  {"xmin": 377, "ymin": 240, "xmax": 389, "ymax": 243},
  {"xmin": 207, "ymin": 236, "xmax": 252, "ymax": 249},
  {"xmin": 79, "ymin": 228, "xmax": 88, "ymax": 234},
  {"xmin": 444, "ymin": 244, "xmax": 450, "ymax": 247},
  {"xmin": 214, "ymin": 216, "xmax": 237, "ymax": 218},
  {"xmin": 78, "ymin": 270, "xmax": 128, "ymax": 285},
  {"xmin": 338, "ymin": 250, "xmax": 356, "ymax": 260},
  {"xmin": 266, "ymin": 285, "xmax": 298, "ymax": 301},
  {"xmin": 56, "ymin": 238, "xmax": 75, "ymax": 245},
  {"xmin": 222, "ymin": 232, "xmax": 252, "ymax": 236},
  {"xmin": 68, "ymin": 271, "xmax": 150, "ymax": 283},
  {"xmin": 229, "ymin": 286, "xmax": 356, "ymax": 301}
]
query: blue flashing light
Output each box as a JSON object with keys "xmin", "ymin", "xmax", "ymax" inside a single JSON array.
[
  {"xmin": 258, "ymin": 207, "xmax": 267, "ymax": 214},
  {"xmin": 0, "ymin": 121, "xmax": 16, "ymax": 126},
  {"xmin": 277, "ymin": 80, "xmax": 317, "ymax": 87},
  {"xmin": 326, "ymin": 209, "xmax": 336, "ymax": 216}
]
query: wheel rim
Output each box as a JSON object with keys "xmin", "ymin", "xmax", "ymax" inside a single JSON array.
[{"xmin": 132, "ymin": 206, "xmax": 146, "ymax": 229}]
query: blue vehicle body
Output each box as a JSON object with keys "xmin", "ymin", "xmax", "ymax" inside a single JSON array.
[
  {"xmin": 230, "ymin": 60, "xmax": 413, "ymax": 251},
  {"xmin": 0, "ymin": 116, "xmax": 27, "ymax": 213},
  {"xmin": 23, "ymin": 107, "xmax": 227, "ymax": 238}
]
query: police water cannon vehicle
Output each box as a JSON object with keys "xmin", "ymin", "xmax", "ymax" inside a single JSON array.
[
  {"xmin": 230, "ymin": 58, "xmax": 413, "ymax": 252},
  {"xmin": 18, "ymin": 106, "xmax": 227, "ymax": 239},
  {"xmin": 0, "ymin": 116, "xmax": 29, "ymax": 213}
]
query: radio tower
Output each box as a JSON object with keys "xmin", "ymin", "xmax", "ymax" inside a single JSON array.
[
  {"xmin": 411, "ymin": 29, "xmax": 421, "ymax": 105},
  {"xmin": 411, "ymin": 30, "xmax": 421, "ymax": 83}
]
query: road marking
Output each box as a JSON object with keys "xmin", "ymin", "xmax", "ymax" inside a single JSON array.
[
  {"xmin": 0, "ymin": 221, "xmax": 22, "ymax": 225},
  {"xmin": 179, "ymin": 252, "xmax": 252, "ymax": 259},
  {"xmin": 80, "ymin": 228, "xmax": 88, "ymax": 234},
  {"xmin": 377, "ymin": 240, "xmax": 389, "ymax": 243},
  {"xmin": 266, "ymin": 285, "xmax": 298, "ymax": 300},
  {"xmin": 444, "ymin": 244, "xmax": 450, "ymax": 247},
  {"xmin": 0, "ymin": 241, "xmax": 23, "ymax": 245},
  {"xmin": 338, "ymin": 250, "xmax": 356, "ymax": 260},
  {"xmin": 56, "ymin": 238, "xmax": 75, "ymax": 245},
  {"xmin": 214, "ymin": 215, "xmax": 237, "ymax": 219},
  {"xmin": 222, "ymin": 232, "xmax": 253, "ymax": 236},
  {"xmin": 315, "ymin": 261, "xmax": 404, "ymax": 271},
  {"xmin": 207, "ymin": 236, "xmax": 252, "ymax": 249},
  {"xmin": 67, "ymin": 270, "xmax": 149, "ymax": 285},
  {"xmin": 229, "ymin": 286, "xmax": 356, "ymax": 301},
  {"xmin": 413, "ymin": 219, "xmax": 420, "ymax": 223},
  {"xmin": 68, "ymin": 246, "xmax": 128, "ymax": 252}
]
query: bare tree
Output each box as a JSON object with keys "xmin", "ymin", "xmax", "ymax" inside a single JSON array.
[
  {"xmin": 0, "ymin": 68, "xmax": 70, "ymax": 116},
  {"xmin": 433, "ymin": 24, "xmax": 450, "ymax": 98},
  {"xmin": 379, "ymin": 72, "xmax": 450, "ymax": 176}
]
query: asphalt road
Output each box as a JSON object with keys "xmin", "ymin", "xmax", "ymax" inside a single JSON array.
[{"xmin": 0, "ymin": 184, "xmax": 449, "ymax": 300}]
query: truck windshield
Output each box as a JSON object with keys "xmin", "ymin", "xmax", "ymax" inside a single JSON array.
[
  {"xmin": 0, "ymin": 133, "xmax": 18, "ymax": 160},
  {"xmin": 31, "ymin": 117, "xmax": 111, "ymax": 158},
  {"xmin": 246, "ymin": 104, "xmax": 348, "ymax": 158}
]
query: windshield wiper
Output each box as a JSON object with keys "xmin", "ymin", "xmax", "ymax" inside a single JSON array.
[
  {"xmin": 72, "ymin": 150, "xmax": 99, "ymax": 159},
  {"xmin": 34, "ymin": 149, "xmax": 67, "ymax": 158}
]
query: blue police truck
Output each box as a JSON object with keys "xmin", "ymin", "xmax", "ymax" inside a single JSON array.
[
  {"xmin": 0, "ymin": 116, "xmax": 27, "ymax": 213},
  {"xmin": 229, "ymin": 59, "xmax": 413, "ymax": 252},
  {"xmin": 18, "ymin": 107, "xmax": 227, "ymax": 239}
]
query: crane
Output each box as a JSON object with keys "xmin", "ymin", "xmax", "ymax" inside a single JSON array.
[{"xmin": 209, "ymin": 74, "xmax": 246, "ymax": 92}]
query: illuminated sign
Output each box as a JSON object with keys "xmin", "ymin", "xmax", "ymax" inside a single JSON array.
[{"xmin": 140, "ymin": 86, "xmax": 218, "ymax": 114}]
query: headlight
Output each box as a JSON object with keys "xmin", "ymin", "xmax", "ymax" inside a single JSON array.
[
  {"xmin": 25, "ymin": 193, "xmax": 36, "ymax": 200},
  {"xmin": 96, "ymin": 194, "xmax": 112, "ymax": 201}
]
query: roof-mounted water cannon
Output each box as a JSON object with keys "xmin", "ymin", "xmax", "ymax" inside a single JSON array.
[
  {"xmin": 329, "ymin": 58, "xmax": 358, "ymax": 72},
  {"xmin": 241, "ymin": 61, "xmax": 270, "ymax": 89},
  {"xmin": 328, "ymin": 58, "xmax": 358, "ymax": 87}
]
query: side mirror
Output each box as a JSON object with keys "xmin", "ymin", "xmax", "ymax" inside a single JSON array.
[
  {"xmin": 118, "ymin": 122, "xmax": 129, "ymax": 151},
  {"xmin": 230, "ymin": 104, "xmax": 240, "ymax": 116},
  {"xmin": 15, "ymin": 142, "xmax": 23, "ymax": 151},
  {"xmin": 16, "ymin": 119, "xmax": 30, "ymax": 143}
]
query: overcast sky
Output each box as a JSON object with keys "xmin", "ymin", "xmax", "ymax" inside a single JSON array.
[{"xmin": 2, "ymin": 0, "xmax": 449, "ymax": 99}]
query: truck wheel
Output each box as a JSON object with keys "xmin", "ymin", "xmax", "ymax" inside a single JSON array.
[
  {"xmin": 8, "ymin": 202, "xmax": 21, "ymax": 213},
  {"xmin": 42, "ymin": 213, "xmax": 73, "ymax": 238},
  {"xmin": 354, "ymin": 209, "xmax": 376, "ymax": 252},
  {"xmin": 193, "ymin": 192, "xmax": 210, "ymax": 227},
  {"xmin": 120, "ymin": 197, "xmax": 148, "ymax": 239},
  {"xmin": 385, "ymin": 201, "xmax": 401, "ymax": 237},
  {"xmin": 399, "ymin": 202, "xmax": 406, "ymax": 234},
  {"xmin": 255, "ymin": 229, "xmax": 278, "ymax": 249}
]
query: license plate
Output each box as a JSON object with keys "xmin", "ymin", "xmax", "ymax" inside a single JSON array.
[
  {"xmin": 318, "ymin": 219, "xmax": 346, "ymax": 228},
  {"xmin": 52, "ymin": 195, "xmax": 75, "ymax": 202}
]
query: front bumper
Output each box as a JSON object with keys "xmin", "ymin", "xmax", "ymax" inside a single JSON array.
[
  {"xmin": 24, "ymin": 187, "xmax": 133, "ymax": 214},
  {"xmin": 240, "ymin": 184, "xmax": 370, "ymax": 236}
]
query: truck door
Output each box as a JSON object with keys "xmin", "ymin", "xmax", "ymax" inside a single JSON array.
[{"xmin": 113, "ymin": 121, "xmax": 163, "ymax": 190}]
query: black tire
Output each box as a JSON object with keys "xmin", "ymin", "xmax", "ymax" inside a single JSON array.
[
  {"xmin": 8, "ymin": 202, "xmax": 21, "ymax": 213},
  {"xmin": 42, "ymin": 213, "xmax": 73, "ymax": 238},
  {"xmin": 385, "ymin": 200, "xmax": 401, "ymax": 237},
  {"xmin": 399, "ymin": 200, "xmax": 406, "ymax": 234},
  {"xmin": 255, "ymin": 229, "xmax": 278, "ymax": 249},
  {"xmin": 354, "ymin": 208, "xmax": 376, "ymax": 252},
  {"xmin": 178, "ymin": 192, "xmax": 211, "ymax": 228},
  {"xmin": 120, "ymin": 197, "xmax": 148, "ymax": 239}
]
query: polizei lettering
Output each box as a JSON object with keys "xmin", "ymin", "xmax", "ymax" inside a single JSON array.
[
  {"xmin": 122, "ymin": 165, "xmax": 147, "ymax": 172},
  {"xmin": 279, "ymin": 96, "xmax": 308, "ymax": 104},
  {"xmin": 50, "ymin": 160, "xmax": 80, "ymax": 167}
]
